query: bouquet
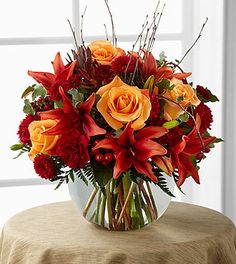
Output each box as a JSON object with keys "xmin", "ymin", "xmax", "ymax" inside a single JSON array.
[{"xmin": 11, "ymin": 2, "xmax": 221, "ymax": 230}]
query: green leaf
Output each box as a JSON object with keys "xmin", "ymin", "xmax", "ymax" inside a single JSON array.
[
  {"xmin": 32, "ymin": 84, "xmax": 47, "ymax": 101},
  {"xmin": 156, "ymin": 175, "xmax": 175, "ymax": 198},
  {"xmin": 162, "ymin": 120, "xmax": 180, "ymax": 129},
  {"xmin": 214, "ymin": 137, "xmax": 224, "ymax": 143},
  {"xmin": 68, "ymin": 88, "xmax": 84, "ymax": 106},
  {"xmin": 69, "ymin": 170, "xmax": 75, "ymax": 182},
  {"xmin": 178, "ymin": 113, "xmax": 189, "ymax": 122},
  {"xmin": 21, "ymin": 85, "xmax": 35, "ymax": 99},
  {"xmin": 23, "ymin": 99, "xmax": 35, "ymax": 115},
  {"xmin": 157, "ymin": 51, "xmax": 167, "ymax": 66},
  {"xmin": 10, "ymin": 143, "xmax": 24, "ymax": 151},
  {"xmin": 156, "ymin": 78, "xmax": 174, "ymax": 92},
  {"xmin": 91, "ymin": 160, "xmax": 113, "ymax": 189},
  {"xmin": 54, "ymin": 100, "xmax": 63, "ymax": 108},
  {"xmin": 176, "ymin": 95, "xmax": 184, "ymax": 102}
]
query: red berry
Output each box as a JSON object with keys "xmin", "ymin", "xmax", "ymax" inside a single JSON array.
[
  {"xmin": 44, "ymin": 104, "xmax": 52, "ymax": 111},
  {"xmin": 95, "ymin": 153, "xmax": 104, "ymax": 163},
  {"xmin": 104, "ymin": 153, "xmax": 113, "ymax": 163}
]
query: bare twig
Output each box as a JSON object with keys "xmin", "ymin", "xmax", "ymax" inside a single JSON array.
[
  {"xmin": 67, "ymin": 19, "xmax": 79, "ymax": 50},
  {"xmin": 80, "ymin": 6, "xmax": 87, "ymax": 48},
  {"xmin": 177, "ymin": 17, "xmax": 208, "ymax": 66},
  {"xmin": 104, "ymin": 24, "xmax": 109, "ymax": 41},
  {"xmin": 104, "ymin": 0, "xmax": 117, "ymax": 45}
]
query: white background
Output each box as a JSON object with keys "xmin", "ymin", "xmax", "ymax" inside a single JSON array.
[{"xmin": 0, "ymin": 0, "xmax": 231, "ymax": 229}]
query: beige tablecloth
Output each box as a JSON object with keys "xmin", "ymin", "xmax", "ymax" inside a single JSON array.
[{"xmin": 0, "ymin": 201, "xmax": 236, "ymax": 264}]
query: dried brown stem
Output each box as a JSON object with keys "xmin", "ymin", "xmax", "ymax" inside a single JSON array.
[
  {"xmin": 67, "ymin": 19, "xmax": 79, "ymax": 50},
  {"xmin": 177, "ymin": 17, "xmax": 208, "ymax": 66},
  {"xmin": 104, "ymin": 24, "xmax": 109, "ymax": 41},
  {"xmin": 80, "ymin": 6, "xmax": 87, "ymax": 48},
  {"xmin": 104, "ymin": 0, "xmax": 117, "ymax": 45},
  {"xmin": 117, "ymin": 182, "xmax": 135, "ymax": 228},
  {"xmin": 83, "ymin": 186, "xmax": 99, "ymax": 218}
]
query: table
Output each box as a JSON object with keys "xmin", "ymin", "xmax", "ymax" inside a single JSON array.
[{"xmin": 0, "ymin": 201, "xmax": 236, "ymax": 264}]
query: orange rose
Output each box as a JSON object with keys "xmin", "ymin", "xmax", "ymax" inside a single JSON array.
[
  {"xmin": 162, "ymin": 78, "xmax": 200, "ymax": 120},
  {"xmin": 28, "ymin": 120, "xmax": 60, "ymax": 160},
  {"xmin": 97, "ymin": 76, "xmax": 151, "ymax": 130},
  {"xmin": 88, "ymin": 40, "xmax": 125, "ymax": 65}
]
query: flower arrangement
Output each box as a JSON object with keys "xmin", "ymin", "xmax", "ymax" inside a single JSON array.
[{"xmin": 11, "ymin": 1, "xmax": 221, "ymax": 230}]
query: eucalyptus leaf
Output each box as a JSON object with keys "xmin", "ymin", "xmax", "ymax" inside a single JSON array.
[
  {"xmin": 32, "ymin": 84, "xmax": 47, "ymax": 101},
  {"xmin": 68, "ymin": 88, "xmax": 84, "ymax": 106},
  {"xmin": 21, "ymin": 85, "xmax": 35, "ymax": 99},
  {"xmin": 23, "ymin": 99, "xmax": 35, "ymax": 115}
]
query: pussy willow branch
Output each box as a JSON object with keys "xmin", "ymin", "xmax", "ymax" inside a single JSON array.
[
  {"xmin": 124, "ymin": 16, "xmax": 149, "ymax": 81},
  {"xmin": 104, "ymin": 0, "xmax": 117, "ymax": 46},
  {"xmin": 104, "ymin": 24, "xmax": 109, "ymax": 41},
  {"xmin": 158, "ymin": 95, "xmax": 205, "ymax": 159},
  {"xmin": 80, "ymin": 6, "xmax": 87, "ymax": 48},
  {"xmin": 149, "ymin": 3, "xmax": 166, "ymax": 52},
  {"xmin": 67, "ymin": 19, "xmax": 79, "ymax": 50},
  {"xmin": 177, "ymin": 17, "xmax": 208, "ymax": 66}
]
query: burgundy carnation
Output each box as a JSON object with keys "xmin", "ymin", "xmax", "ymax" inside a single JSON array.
[
  {"xmin": 17, "ymin": 115, "xmax": 38, "ymax": 146},
  {"xmin": 33, "ymin": 154, "xmax": 56, "ymax": 180},
  {"xmin": 111, "ymin": 55, "xmax": 137, "ymax": 74},
  {"xmin": 54, "ymin": 131, "xmax": 89, "ymax": 169},
  {"xmin": 188, "ymin": 102, "xmax": 213, "ymax": 133},
  {"xmin": 149, "ymin": 93, "xmax": 161, "ymax": 124},
  {"xmin": 157, "ymin": 126, "xmax": 184, "ymax": 147},
  {"xmin": 196, "ymin": 85, "xmax": 212, "ymax": 101}
]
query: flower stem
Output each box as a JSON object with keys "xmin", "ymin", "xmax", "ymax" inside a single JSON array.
[
  {"xmin": 83, "ymin": 186, "xmax": 99, "ymax": 218},
  {"xmin": 106, "ymin": 180, "xmax": 113, "ymax": 230},
  {"xmin": 146, "ymin": 182, "xmax": 158, "ymax": 220},
  {"xmin": 100, "ymin": 193, "xmax": 106, "ymax": 228},
  {"xmin": 117, "ymin": 182, "xmax": 135, "ymax": 228},
  {"xmin": 95, "ymin": 190, "xmax": 102, "ymax": 224}
]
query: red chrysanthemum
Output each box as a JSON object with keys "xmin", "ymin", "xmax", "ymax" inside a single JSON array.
[
  {"xmin": 33, "ymin": 154, "xmax": 56, "ymax": 180},
  {"xmin": 17, "ymin": 115, "xmax": 38, "ymax": 146},
  {"xmin": 149, "ymin": 93, "xmax": 161, "ymax": 124},
  {"xmin": 54, "ymin": 131, "xmax": 89, "ymax": 169},
  {"xmin": 111, "ymin": 55, "xmax": 137, "ymax": 74},
  {"xmin": 196, "ymin": 85, "xmax": 212, "ymax": 101},
  {"xmin": 188, "ymin": 102, "xmax": 213, "ymax": 133},
  {"xmin": 157, "ymin": 126, "xmax": 184, "ymax": 147}
]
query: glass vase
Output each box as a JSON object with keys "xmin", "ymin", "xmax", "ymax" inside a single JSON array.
[{"xmin": 68, "ymin": 171, "xmax": 174, "ymax": 231}]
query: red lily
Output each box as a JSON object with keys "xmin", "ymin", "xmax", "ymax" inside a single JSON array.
[
  {"xmin": 93, "ymin": 124, "xmax": 168, "ymax": 182},
  {"xmin": 28, "ymin": 52, "xmax": 77, "ymax": 100},
  {"xmin": 141, "ymin": 50, "xmax": 191, "ymax": 82},
  {"xmin": 39, "ymin": 87, "xmax": 106, "ymax": 137},
  {"xmin": 169, "ymin": 114, "xmax": 216, "ymax": 187}
]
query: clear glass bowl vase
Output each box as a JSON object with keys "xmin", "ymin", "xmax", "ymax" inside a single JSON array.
[{"xmin": 68, "ymin": 171, "xmax": 174, "ymax": 231}]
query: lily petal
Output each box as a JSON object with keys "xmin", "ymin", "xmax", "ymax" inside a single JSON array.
[
  {"xmin": 52, "ymin": 52, "xmax": 66, "ymax": 75},
  {"xmin": 136, "ymin": 126, "xmax": 168, "ymax": 140},
  {"xmin": 28, "ymin": 71, "xmax": 54, "ymax": 88},
  {"xmin": 117, "ymin": 123, "xmax": 136, "ymax": 147},
  {"xmin": 133, "ymin": 160, "xmax": 158, "ymax": 183},
  {"xmin": 83, "ymin": 114, "xmax": 106, "ymax": 137},
  {"xmin": 113, "ymin": 150, "xmax": 133, "ymax": 179}
]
